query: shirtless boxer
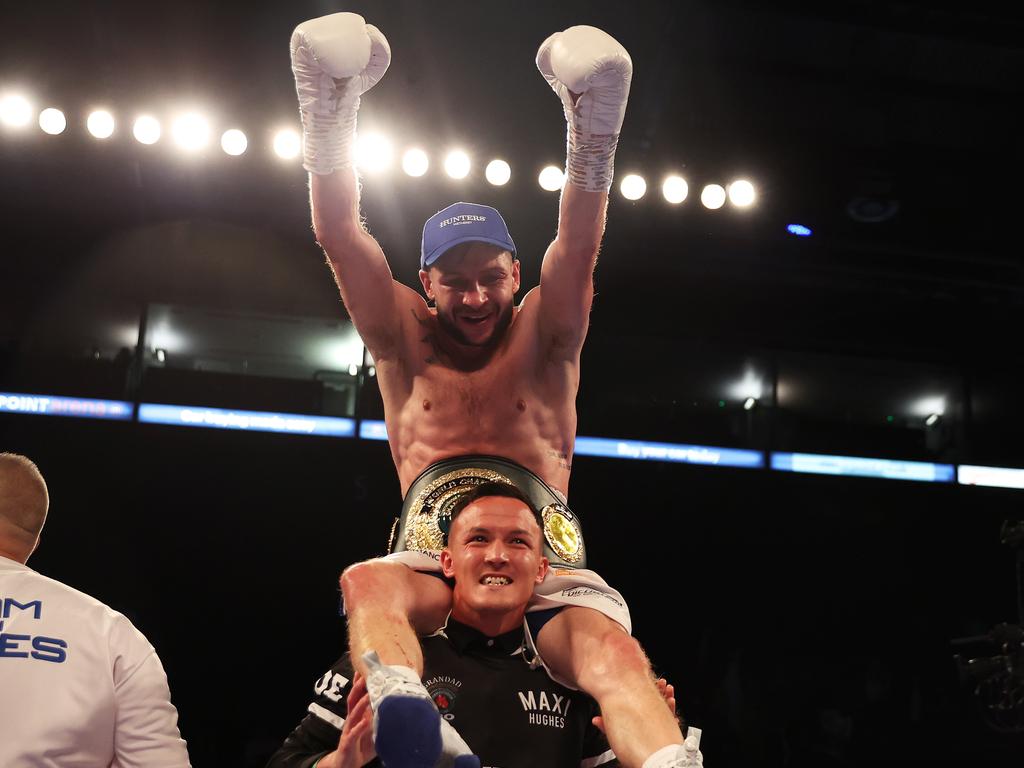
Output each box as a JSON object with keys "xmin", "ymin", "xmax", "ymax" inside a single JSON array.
[{"xmin": 290, "ymin": 13, "xmax": 696, "ymax": 768}]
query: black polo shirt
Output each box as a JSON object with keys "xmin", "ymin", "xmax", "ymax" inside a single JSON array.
[{"xmin": 266, "ymin": 618, "xmax": 617, "ymax": 768}]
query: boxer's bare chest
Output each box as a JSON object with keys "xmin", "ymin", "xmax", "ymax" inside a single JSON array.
[{"xmin": 377, "ymin": 301, "xmax": 576, "ymax": 495}]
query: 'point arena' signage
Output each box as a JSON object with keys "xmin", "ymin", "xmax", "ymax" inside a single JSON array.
[{"xmin": 0, "ymin": 392, "xmax": 133, "ymax": 421}]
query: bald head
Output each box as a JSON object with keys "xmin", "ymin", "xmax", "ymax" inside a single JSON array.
[{"xmin": 0, "ymin": 453, "xmax": 49, "ymax": 563}]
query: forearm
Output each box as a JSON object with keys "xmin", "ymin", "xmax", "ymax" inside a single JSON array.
[
  {"xmin": 310, "ymin": 168, "xmax": 364, "ymax": 249},
  {"xmin": 555, "ymin": 183, "xmax": 608, "ymax": 260}
]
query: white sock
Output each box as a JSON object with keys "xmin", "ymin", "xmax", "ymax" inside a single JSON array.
[
  {"xmin": 641, "ymin": 727, "xmax": 703, "ymax": 768},
  {"xmin": 361, "ymin": 650, "xmax": 429, "ymax": 709},
  {"xmin": 362, "ymin": 650, "xmax": 476, "ymax": 762},
  {"xmin": 436, "ymin": 719, "xmax": 475, "ymax": 766}
]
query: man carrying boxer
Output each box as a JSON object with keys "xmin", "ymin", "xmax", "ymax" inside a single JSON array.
[
  {"xmin": 290, "ymin": 13, "xmax": 698, "ymax": 768},
  {"xmin": 266, "ymin": 484, "xmax": 696, "ymax": 768}
]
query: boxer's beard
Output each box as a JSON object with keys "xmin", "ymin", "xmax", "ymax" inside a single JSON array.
[{"xmin": 437, "ymin": 301, "xmax": 514, "ymax": 348}]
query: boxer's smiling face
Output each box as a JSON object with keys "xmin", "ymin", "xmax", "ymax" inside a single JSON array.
[
  {"xmin": 420, "ymin": 243, "xmax": 520, "ymax": 349},
  {"xmin": 441, "ymin": 496, "xmax": 548, "ymax": 630}
]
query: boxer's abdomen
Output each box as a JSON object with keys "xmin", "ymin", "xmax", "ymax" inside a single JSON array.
[{"xmin": 389, "ymin": 368, "xmax": 575, "ymax": 498}]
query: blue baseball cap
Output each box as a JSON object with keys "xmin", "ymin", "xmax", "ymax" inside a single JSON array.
[{"xmin": 420, "ymin": 202, "xmax": 517, "ymax": 269}]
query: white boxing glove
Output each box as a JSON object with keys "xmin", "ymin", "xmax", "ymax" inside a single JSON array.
[
  {"xmin": 290, "ymin": 12, "xmax": 391, "ymax": 175},
  {"xmin": 537, "ymin": 25, "xmax": 632, "ymax": 192}
]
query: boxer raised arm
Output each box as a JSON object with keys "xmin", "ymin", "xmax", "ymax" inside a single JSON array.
[
  {"xmin": 533, "ymin": 25, "xmax": 632, "ymax": 382},
  {"xmin": 292, "ymin": 13, "xmax": 404, "ymax": 362}
]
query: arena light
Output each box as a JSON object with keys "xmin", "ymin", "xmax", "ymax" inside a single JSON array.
[
  {"xmin": 620, "ymin": 174, "xmax": 647, "ymax": 200},
  {"xmin": 148, "ymin": 322, "xmax": 188, "ymax": 355},
  {"xmin": 538, "ymin": 165, "xmax": 564, "ymax": 192},
  {"xmin": 221, "ymin": 129, "xmax": 247, "ymax": 156},
  {"xmin": 700, "ymin": 184, "xmax": 726, "ymax": 210},
  {"xmin": 743, "ymin": 397, "xmax": 757, "ymax": 411},
  {"xmin": 273, "ymin": 128, "xmax": 301, "ymax": 160},
  {"xmin": 86, "ymin": 110, "xmax": 115, "ymax": 139},
  {"xmin": 132, "ymin": 115, "xmax": 161, "ymax": 145},
  {"xmin": 925, "ymin": 413, "xmax": 940, "ymax": 427},
  {"xmin": 662, "ymin": 175, "xmax": 688, "ymax": 204},
  {"xmin": 355, "ymin": 132, "xmax": 393, "ymax": 173},
  {"xmin": 728, "ymin": 179, "xmax": 756, "ymax": 207},
  {"xmin": 0, "ymin": 94, "xmax": 32, "ymax": 128},
  {"xmin": 787, "ymin": 224, "xmax": 812, "ymax": 237},
  {"xmin": 38, "ymin": 108, "xmax": 66, "ymax": 135},
  {"xmin": 728, "ymin": 369, "xmax": 766, "ymax": 402},
  {"xmin": 172, "ymin": 113, "xmax": 210, "ymax": 151},
  {"xmin": 485, "ymin": 159, "xmax": 511, "ymax": 186},
  {"xmin": 910, "ymin": 395, "xmax": 946, "ymax": 419},
  {"xmin": 402, "ymin": 148, "xmax": 429, "ymax": 177},
  {"xmin": 444, "ymin": 149, "xmax": 471, "ymax": 179}
]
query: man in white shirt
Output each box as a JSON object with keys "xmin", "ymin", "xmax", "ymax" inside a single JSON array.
[{"xmin": 0, "ymin": 452, "xmax": 191, "ymax": 768}]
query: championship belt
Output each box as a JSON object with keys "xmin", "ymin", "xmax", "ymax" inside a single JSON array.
[{"xmin": 388, "ymin": 455, "xmax": 587, "ymax": 570}]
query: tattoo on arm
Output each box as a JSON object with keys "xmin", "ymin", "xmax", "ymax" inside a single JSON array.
[{"xmin": 411, "ymin": 309, "xmax": 442, "ymax": 365}]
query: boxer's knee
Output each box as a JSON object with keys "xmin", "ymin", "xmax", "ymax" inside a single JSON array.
[
  {"xmin": 596, "ymin": 627, "xmax": 651, "ymax": 678},
  {"xmin": 538, "ymin": 607, "xmax": 646, "ymax": 692},
  {"xmin": 340, "ymin": 558, "xmax": 452, "ymax": 632},
  {"xmin": 340, "ymin": 558, "xmax": 404, "ymax": 607}
]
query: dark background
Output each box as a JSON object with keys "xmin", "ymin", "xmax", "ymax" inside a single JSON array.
[{"xmin": 2, "ymin": 1, "xmax": 1023, "ymax": 766}]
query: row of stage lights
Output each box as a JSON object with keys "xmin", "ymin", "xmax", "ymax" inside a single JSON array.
[{"xmin": 1, "ymin": 93, "xmax": 757, "ymax": 208}]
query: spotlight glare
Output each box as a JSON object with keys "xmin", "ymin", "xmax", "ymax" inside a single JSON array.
[
  {"xmin": 172, "ymin": 113, "xmax": 210, "ymax": 151},
  {"xmin": 0, "ymin": 94, "xmax": 32, "ymax": 128},
  {"xmin": 926, "ymin": 413, "xmax": 940, "ymax": 427},
  {"xmin": 356, "ymin": 133, "xmax": 394, "ymax": 173},
  {"xmin": 728, "ymin": 179, "xmax": 756, "ymax": 207},
  {"xmin": 273, "ymin": 129, "xmax": 301, "ymax": 160},
  {"xmin": 348, "ymin": 364, "xmax": 359, "ymax": 376},
  {"xmin": 132, "ymin": 115, "xmax": 161, "ymax": 145},
  {"xmin": 38, "ymin": 108, "xmax": 66, "ymax": 135},
  {"xmin": 538, "ymin": 165, "xmax": 564, "ymax": 192},
  {"xmin": 221, "ymin": 129, "xmax": 247, "ymax": 156},
  {"xmin": 86, "ymin": 110, "xmax": 115, "ymax": 139},
  {"xmin": 485, "ymin": 159, "xmax": 512, "ymax": 186},
  {"xmin": 402, "ymin": 148, "xmax": 429, "ymax": 177},
  {"xmin": 744, "ymin": 397, "xmax": 756, "ymax": 411},
  {"xmin": 620, "ymin": 174, "xmax": 647, "ymax": 201},
  {"xmin": 662, "ymin": 175, "xmax": 688, "ymax": 204},
  {"xmin": 911, "ymin": 396, "xmax": 946, "ymax": 419},
  {"xmin": 444, "ymin": 150, "xmax": 471, "ymax": 179},
  {"xmin": 701, "ymin": 184, "xmax": 726, "ymax": 210}
]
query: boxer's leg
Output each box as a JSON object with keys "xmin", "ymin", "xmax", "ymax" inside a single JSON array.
[
  {"xmin": 341, "ymin": 559, "xmax": 476, "ymax": 768},
  {"xmin": 536, "ymin": 607, "xmax": 695, "ymax": 768},
  {"xmin": 341, "ymin": 559, "xmax": 452, "ymax": 676}
]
